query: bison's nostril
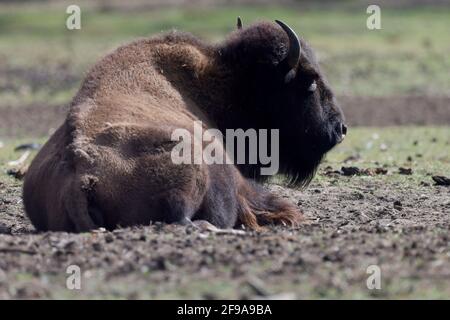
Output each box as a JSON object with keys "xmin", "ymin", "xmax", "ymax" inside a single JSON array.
[{"xmin": 342, "ymin": 124, "xmax": 347, "ymax": 136}]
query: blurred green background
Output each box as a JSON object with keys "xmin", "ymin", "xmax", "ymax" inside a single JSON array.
[{"xmin": 0, "ymin": 0, "xmax": 449, "ymax": 109}]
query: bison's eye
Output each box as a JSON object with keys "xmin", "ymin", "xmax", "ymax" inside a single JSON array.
[{"xmin": 308, "ymin": 81, "xmax": 317, "ymax": 92}]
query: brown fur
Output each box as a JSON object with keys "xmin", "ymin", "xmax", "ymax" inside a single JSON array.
[{"xmin": 23, "ymin": 22, "xmax": 344, "ymax": 232}]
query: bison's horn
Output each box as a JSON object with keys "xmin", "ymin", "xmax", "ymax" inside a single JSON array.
[
  {"xmin": 237, "ymin": 16, "xmax": 243, "ymax": 30},
  {"xmin": 275, "ymin": 20, "xmax": 301, "ymax": 69}
]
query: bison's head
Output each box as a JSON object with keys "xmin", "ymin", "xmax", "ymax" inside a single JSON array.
[{"xmin": 221, "ymin": 19, "xmax": 346, "ymax": 185}]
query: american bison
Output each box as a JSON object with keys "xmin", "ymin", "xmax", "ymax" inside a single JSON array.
[{"xmin": 23, "ymin": 19, "xmax": 346, "ymax": 232}]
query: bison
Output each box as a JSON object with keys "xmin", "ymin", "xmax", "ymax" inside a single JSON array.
[{"xmin": 23, "ymin": 19, "xmax": 346, "ymax": 232}]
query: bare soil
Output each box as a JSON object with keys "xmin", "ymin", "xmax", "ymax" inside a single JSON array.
[{"xmin": 1, "ymin": 170, "xmax": 449, "ymax": 299}]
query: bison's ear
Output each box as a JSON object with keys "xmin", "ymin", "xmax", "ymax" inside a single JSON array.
[{"xmin": 275, "ymin": 20, "xmax": 301, "ymax": 83}]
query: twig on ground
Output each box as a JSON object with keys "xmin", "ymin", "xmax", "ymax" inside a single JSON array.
[
  {"xmin": 7, "ymin": 150, "xmax": 31, "ymax": 167},
  {"xmin": 0, "ymin": 247, "xmax": 37, "ymax": 255}
]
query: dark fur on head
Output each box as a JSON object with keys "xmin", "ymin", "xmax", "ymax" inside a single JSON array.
[{"xmin": 216, "ymin": 22, "xmax": 345, "ymax": 185}]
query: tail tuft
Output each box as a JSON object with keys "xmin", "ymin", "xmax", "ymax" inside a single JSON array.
[{"xmin": 236, "ymin": 185, "xmax": 303, "ymax": 231}]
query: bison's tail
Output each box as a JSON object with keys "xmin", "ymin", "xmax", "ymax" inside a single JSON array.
[
  {"xmin": 23, "ymin": 164, "xmax": 100, "ymax": 232},
  {"xmin": 62, "ymin": 174, "xmax": 101, "ymax": 232},
  {"xmin": 236, "ymin": 183, "xmax": 304, "ymax": 231}
]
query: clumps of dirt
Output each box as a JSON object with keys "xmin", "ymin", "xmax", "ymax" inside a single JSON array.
[
  {"xmin": 432, "ymin": 175, "xmax": 450, "ymax": 186},
  {"xmin": 398, "ymin": 167, "xmax": 413, "ymax": 175},
  {"xmin": 330, "ymin": 166, "xmax": 389, "ymax": 176},
  {"xmin": 393, "ymin": 200, "xmax": 403, "ymax": 211},
  {"xmin": 0, "ymin": 183, "xmax": 34, "ymax": 235},
  {"xmin": 6, "ymin": 167, "xmax": 27, "ymax": 180},
  {"xmin": 1, "ymin": 176, "xmax": 449, "ymax": 299},
  {"xmin": 340, "ymin": 166, "xmax": 360, "ymax": 176},
  {"xmin": 326, "ymin": 166, "xmax": 422, "ymax": 177},
  {"xmin": 0, "ymin": 223, "xmax": 12, "ymax": 235},
  {"xmin": 335, "ymin": 166, "xmax": 448, "ymax": 189}
]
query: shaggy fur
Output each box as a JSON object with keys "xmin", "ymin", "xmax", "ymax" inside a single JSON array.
[{"xmin": 23, "ymin": 21, "xmax": 345, "ymax": 232}]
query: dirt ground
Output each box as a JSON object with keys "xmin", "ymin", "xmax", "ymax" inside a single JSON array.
[{"xmin": 0, "ymin": 163, "xmax": 449, "ymax": 299}]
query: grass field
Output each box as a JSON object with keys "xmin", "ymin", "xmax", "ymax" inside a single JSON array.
[{"xmin": 1, "ymin": 4, "xmax": 450, "ymax": 108}]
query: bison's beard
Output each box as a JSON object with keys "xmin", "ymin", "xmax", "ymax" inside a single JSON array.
[
  {"xmin": 235, "ymin": 146, "xmax": 323, "ymax": 188},
  {"xmin": 224, "ymin": 127, "xmax": 328, "ymax": 188},
  {"xmin": 278, "ymin": 151, "xmax": 324, "ymax": 187}
]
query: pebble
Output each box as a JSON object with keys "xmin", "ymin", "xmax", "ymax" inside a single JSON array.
[
  {"xmin": 0, "ymin": 223, "xmax": 12, "ymax": 234},
  {"xmin": 341, "ymin": 166, "xmax": 360, "ymax": 176},
  {"xmin": 432, "ymin": 175, "xmax": 450, "ymax": 186},
  {"xmin": 393, "ymin": 200, "xmax": 403, "ymax": 211},
  {"xmin": 398, "ymin": 167, "xmax": 413, "ymax": 175}
]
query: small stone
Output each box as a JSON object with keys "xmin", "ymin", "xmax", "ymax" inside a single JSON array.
[
  {"xmin": 374, "ymin": 167, "xmax": 388, "ymax": 175},
  {"xmin": 0, "ymin": 223, "xmax": 12, "ymax": 234},
  {"xmin": 398, "ymin": 167, "xmax": 413, "ymax": 175},
  {"xmin": 104, "ymin": 233, "xmax": 114, "ymax": 243},
  {"xmin": 7, "ymin": 167, "xmax": 27, "ymax": 180},
  {"xmin": 352, "ymin": 191, "xmax": 365, "ymax": 200},
  {"xmin": 393, "ymin": 201, "xmax": 403, "ymax": 211},
  {"xmin": 341, "ymin": 166, "xmax": 360, "ymax": 176},
  {"xmin": 432, "ymin": 176, "xmax": 450, "ymax": 186},
  {"xmin": 92, "ymin": 242, "xmax": 103, "ymax": 251}
]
